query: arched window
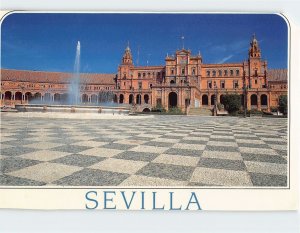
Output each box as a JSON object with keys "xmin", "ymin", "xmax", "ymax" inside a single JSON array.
[
  {"xmin": 181, "ymin": 68, "xmax": 185, "ymax": 75},
  {"xmin": 192, "ymin": 68, "xmax": 196, "ymax": 75}
]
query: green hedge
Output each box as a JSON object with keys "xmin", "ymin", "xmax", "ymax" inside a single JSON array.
[
  {"xmin": 222, "ymin": 94, "xmax": 242, "ymax": 114},
  {"xmin": 278, "ymin": 95, "xmax": 288, "ymax": 115},
  {"xmin": 151, "ymin": 103, "xmax": 166, "ymax": 113},
  {"xmin": 168, "ymin": 107, "xmax": 183, "ymax": 114},
  {"xmin": 151, "ymin": 105, "xmax": 184, "ymax": 115}
]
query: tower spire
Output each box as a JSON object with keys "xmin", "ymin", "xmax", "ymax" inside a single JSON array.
[
  {"xmin": 126, "ymin": 41, "xmax": 130, "ymax": 51},
  {"xmin": 249, "ymin": 33, "xmax": 261, "ymax": 58},
  {"xmin": 181, "ymin": 36, "xmax": 185, "ymax": 49},
  {"xmin": 122, "ymin": 42, "xmax": 133, "ymax": 65}
]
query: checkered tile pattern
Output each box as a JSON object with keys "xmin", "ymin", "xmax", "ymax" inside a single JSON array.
[{"xmin": 0, "ymin": 114, "xmax": 288, "ymax": 187}]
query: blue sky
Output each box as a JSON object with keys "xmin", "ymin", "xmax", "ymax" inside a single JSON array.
[{"xmin": 1, "ymin": 13, "xmax": 288, "ymax": 73}]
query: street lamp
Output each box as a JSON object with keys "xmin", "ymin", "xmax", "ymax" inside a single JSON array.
[
  {"xmin": 213, "ymin": 81, "xmax": 217, "ymax": 116},
  {"xmin": 243, "ymin": 84, "xmax": 248, "ymax": 118}
]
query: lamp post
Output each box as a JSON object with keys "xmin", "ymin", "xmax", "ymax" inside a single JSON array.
[
  {"xmin": 213, "ymin": 81, "xmax": 217, "ymax": 116},
  {"xmin": 243, "ymin": 84, "xmax": 248, "ymax": 118},
  {"xmin": 132, "ymin": 87, "xmax": 135, "ymax": 106}
]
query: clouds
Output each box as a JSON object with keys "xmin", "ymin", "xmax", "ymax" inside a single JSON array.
[
  {"xmin": 208, "ymin": 39, "xmax": 249, "ymax": 64},
  {"xmin": 217, "ymin": 55, "xmax": 234, "ymax": 64}
]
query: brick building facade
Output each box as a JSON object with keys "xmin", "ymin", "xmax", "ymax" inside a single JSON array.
[{"xmin": 0, "ymin": 35, "xmax": 288, "ymax": 112}]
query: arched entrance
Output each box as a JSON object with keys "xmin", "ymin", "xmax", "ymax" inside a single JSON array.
[
  {"xmin": 15, "ymin": 92, "xmax": 22, "ymax": 101},
  {"xmin": 82, "ymin": 94, "xmax": 88, "ymax": 103},
  {"xmin": 144, "ymin": 94, "xmax": 149, "ymax": 104},
  {"xmin": 211, "ymin": 94, "xmax": 216, "ymax": 106},
  {"xmin": 251, "ymin": 94, "xmax": 258, "ymax": 108},
  {"xmin": 119, "ymin": 94, "xmax": 124, "ymax": 104},
  {"xmin": 129, "ymin": 94, "xmax": 134, "ymax": 104},
  {"xmin": 261, "ymin": 94, "xmax": 268, "ymax": 107},
  {"xmin": 136, "ymin": 94, "xmax": 141, "ymax": 105},
  {"xmin": 168, "ymin": 92, "xmax": 177, "ymax": 108},
  {"xmin": 113, "ymin": 94, "xmax": 118, "ymax": 103},
  {"xmin": 202, "ymin": 95, "xmax": 208, "ymax": 105},
  {"xmin": 91, "ymin": 94, "xmax": 98, "ymax": 103},
  {"xmin": 25, "ymin": 92, "xmax": 33, "ymax": 102},
  {"xmin": 33, "ymin": 92, "xmax": 41, "ymax": 101},
  {"xmin": 4, "ymin": 91, "xmax": 12, "ymax": 100}
]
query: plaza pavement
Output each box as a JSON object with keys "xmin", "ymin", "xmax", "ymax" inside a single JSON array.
[{"xmin": 0, "ymin": 113, "xmax": 288, "ymax": 187}]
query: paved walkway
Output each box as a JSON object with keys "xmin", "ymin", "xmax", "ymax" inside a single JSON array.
[{"xmin": 0, "ymin": 113, "xmax": 288, "ymax": 187}]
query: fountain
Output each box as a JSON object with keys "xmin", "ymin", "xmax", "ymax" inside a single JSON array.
[
  {"xmin": 68, "ymin": 41, "xmax": 81, "ymax": 105},
  {"xmin": 15, "ymin": 41, "xmax": 130, "ymax": 116}
]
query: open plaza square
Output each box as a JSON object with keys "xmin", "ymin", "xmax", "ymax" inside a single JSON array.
[
  {"xmin": 0, "ymin": 14, "xmax": 289, "ymax": 189},
  {"xmin": 0, "ymin": 113, "xmax": 288, "ymax": 187}
]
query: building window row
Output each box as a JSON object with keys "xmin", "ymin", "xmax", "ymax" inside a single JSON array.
[
  {"xmin": 206, "ymin": 69, "xmax": 240, "ymax": 77},
  {"xmin": 138, "ymin": 71, "xmax": 164, "ymax": 79},
  {"xmin": 81, "ymin": 86, "xmax": 111, "ymax": 91},
  {"xmin": 270, "ymin": 85, "xmax": 286, "ymax": 89},
  {"xmin": 169, "ymin": 67, "xmax": 197, "ymax": 75},
  {"xmin": 207, "ymin": 80, "xmax": 239, "ymax": 89}
]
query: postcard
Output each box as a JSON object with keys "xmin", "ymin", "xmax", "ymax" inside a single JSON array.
[{"xmin": 0, "ymin": 11, "xmax": 297, "ymax": 210}]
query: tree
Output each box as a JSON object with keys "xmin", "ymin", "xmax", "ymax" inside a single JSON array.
[
  {"xmin": 278, "ymin": 95, "xmax": 288, "ymax": 115},
  {"xmin": 222, "ymin": 94, "xmax": 241, "ymax": 114}
]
